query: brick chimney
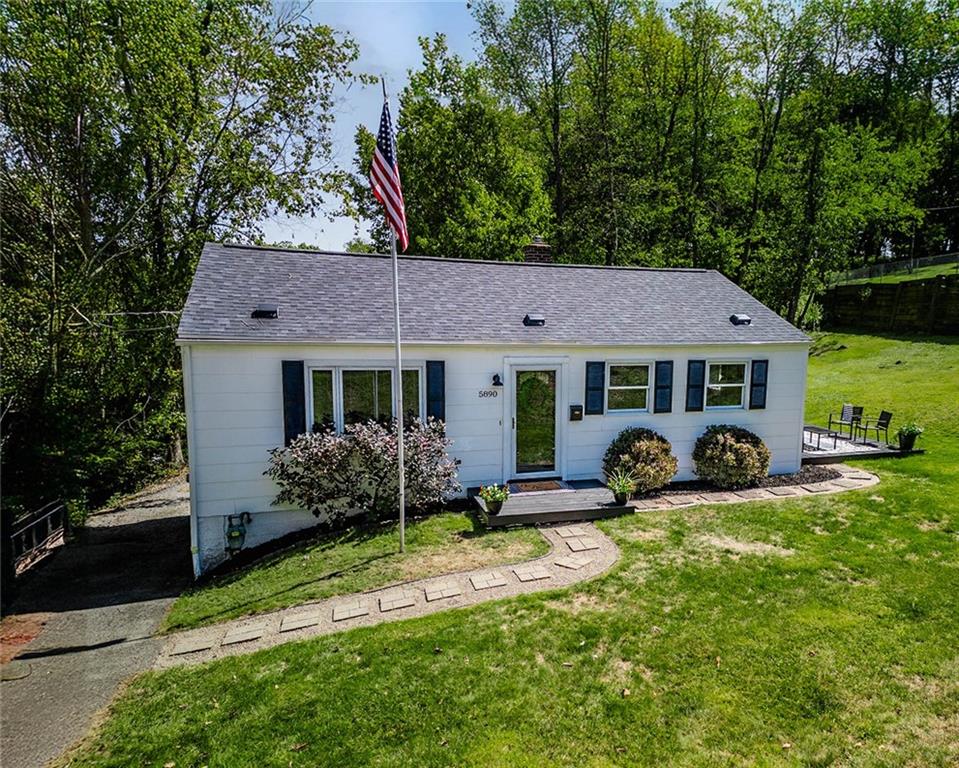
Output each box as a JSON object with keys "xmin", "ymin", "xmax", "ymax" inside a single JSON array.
[{"xmin": 522, "ymin": 236, "xmax": 552, "ymax": 264}]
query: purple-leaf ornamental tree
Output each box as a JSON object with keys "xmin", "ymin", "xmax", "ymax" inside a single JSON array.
[{"xmin": 266, "ymin": 418, "xmax": 460, "ymax": 525}]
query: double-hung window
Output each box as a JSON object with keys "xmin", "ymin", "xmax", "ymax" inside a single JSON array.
[
  {"xmin": 309, "ymin": 366, "xmax": 422, "ymax": 433},
  {"xmin": 705, "ymin": 362, "xmax": 747, "ymax": 408},
  {"xmin": 606, "ymin": 363, "xmax": 651, "ymax": 412}
]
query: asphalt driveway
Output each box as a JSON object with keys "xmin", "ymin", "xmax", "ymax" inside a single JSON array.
[{"xmin": 1, "ymin": 478, "xmax": 192, "ymax": 768}]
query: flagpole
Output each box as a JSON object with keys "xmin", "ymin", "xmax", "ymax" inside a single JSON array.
[{"xmin": 383, "ymin": 76, "xmax": 406, "ymax": 554}]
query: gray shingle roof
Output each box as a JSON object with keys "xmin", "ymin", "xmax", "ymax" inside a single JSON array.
[{"xmin": 177, "ymin": 242, "xmax": 809, "ymax": 346}]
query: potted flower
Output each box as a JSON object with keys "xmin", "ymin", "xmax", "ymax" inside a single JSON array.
[
  {"xmin": 606, "ymin": 467, "xmax": 636, "ymax": 506},
  {"xmin": 479, "ymin": 484, "xmax": 510, "ymax": 515},
  {"xmin": 897, "ymin": 422, "xmax": 923, "ymax": 452}
]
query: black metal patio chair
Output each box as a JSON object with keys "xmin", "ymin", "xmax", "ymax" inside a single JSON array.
[
  {"xmin": 828, "ymin": 403, "xmax": 863, "ymax": 439},
  {"xmin": 856, "ymin": 410, "xmax": 893, "ymax": 445}
]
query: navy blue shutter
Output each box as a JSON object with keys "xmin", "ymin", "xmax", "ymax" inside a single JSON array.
[
  {"xmin": 585, "ymin": 362, "xmax": 605, "ymax": 415},
  {"xmin": 654, "ymin": 361, "xmax": 673, "ymax": 413},
  {"xmin": 685, "ymin": 360, "xmax": 706, "ymax": 412},
  {"xmin": 749, "ymin": 359, "xmax": 768, "ymax": 410},
  {"xmin": 426, "ymin": 361, "xmax": 446, "ymax": 421},
  {"xmin": 282, "ymin": 360, "xmax": 306, "ymax": 445}
]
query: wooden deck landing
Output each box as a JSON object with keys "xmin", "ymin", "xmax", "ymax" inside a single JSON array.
[{"xmin": 473, "ymin": 485, "xmax": 631, "ymax": 528}]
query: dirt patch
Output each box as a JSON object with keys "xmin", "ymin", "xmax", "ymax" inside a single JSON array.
[
  {"xmin": 398, "ymin": 538, "xmax": 541, "ymax": 581},
  {"xmin": 0, "ymin": 613, "xmax": 50, "ymax": 665},
  {"xmin": 546, "ymin": 592, "xmax": 613, "ymax": 615},
  {"xmin": 694, "ymin": 534, "xmax": 794, "ymax": 558}
]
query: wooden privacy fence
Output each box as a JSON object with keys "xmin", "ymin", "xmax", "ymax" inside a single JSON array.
[
  {"xmin": 2, "ymin": 500, "xmax": 70, "ymax": 584},
  {"xmin": 821, "ymin": 274, "xmax": 959, "ymax": 335}
]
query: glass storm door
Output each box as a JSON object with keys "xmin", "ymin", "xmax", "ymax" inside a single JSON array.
[{"xmin": 514, "ymin": 369, "xmax": 557, "ymax": 475}]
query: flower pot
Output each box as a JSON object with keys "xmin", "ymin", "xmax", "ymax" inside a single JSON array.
[
  {"xmin": 898, "ymin": 433, "xmax": 918, "ymax": 452},
  {"xmin": 613, "ymin": 491, "xmax": 629, "ymax": 505},
  {"xmin": 486, "ymin": 499, "xmax": 503, "ymax": 515}
]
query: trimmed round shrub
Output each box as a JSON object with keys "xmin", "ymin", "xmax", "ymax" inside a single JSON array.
[
  {"xmin": 692, "ymin": 425, "xmax": 771, "ymax": 489},
  {"xmin": 602, "ymin": 427, "xmax": 678, "ymax": 495}
]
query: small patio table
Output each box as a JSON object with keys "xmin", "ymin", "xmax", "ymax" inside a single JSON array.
[{"xmin": 804, "ymin": 425, "xmax": 840, "ymax": 450}]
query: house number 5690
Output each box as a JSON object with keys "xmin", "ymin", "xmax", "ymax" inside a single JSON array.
[{"xmin": 478, "ymin": 389, "xmax": 499, "ymax": 398}]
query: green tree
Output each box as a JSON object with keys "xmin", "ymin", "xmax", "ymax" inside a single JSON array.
[
  {"xmin": 1, "ymin": 0, "xmax": 359, "ymax": 511},
  {"xmin": 348, "ymin": 36, "xmax": 552, "ymax": 260}
]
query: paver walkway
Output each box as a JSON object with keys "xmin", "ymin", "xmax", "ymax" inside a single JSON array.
[{"xmin": 156, "ymin": 463, "xmax": 877, "ymax": 669}]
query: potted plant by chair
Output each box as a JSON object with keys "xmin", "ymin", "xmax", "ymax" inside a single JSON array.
[
  {"xmin": 606, "ymin": 467, "xmax": 636, "ymax": 506},
  {"xmin": 896, "ymin": 422, "xmax": 923, "ymax": 452},
  {"xmin": 479, "ymin": 484, "xmax": 510, "ymax": 515}
]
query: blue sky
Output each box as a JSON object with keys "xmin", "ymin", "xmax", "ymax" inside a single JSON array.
[{"xmin": 260, "ymin": 1, "xmax": 481, "ymax": 250}]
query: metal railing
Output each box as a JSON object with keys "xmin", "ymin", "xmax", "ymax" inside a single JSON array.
[{"xmin": 3, "ymin": 500, "xmax": 70, "ymax": 580}]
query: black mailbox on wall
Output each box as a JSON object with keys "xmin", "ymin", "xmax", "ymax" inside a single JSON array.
[{"xmin": 569, "ymin": 404, "xmax": 584, "ymax": 421}]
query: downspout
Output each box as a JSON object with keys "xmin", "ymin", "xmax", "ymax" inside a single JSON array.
[{"xmin": 180, "ymin": 344, "xmax": 201, "ymax": 578}]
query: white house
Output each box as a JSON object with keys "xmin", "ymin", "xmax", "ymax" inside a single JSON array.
[{"xmin": 178, "ymin": 241, "xmax": 810, "ymax": 575}]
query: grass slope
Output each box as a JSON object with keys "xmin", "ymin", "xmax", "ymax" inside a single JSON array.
[
  {"xmin": 68, "ymin": 333, "xmax": 959, "ymax": 767},
  {"xmin": 835, "ymin": 261, "xmax": 959, "ymax": 286},
  {"xmin": 162, "ymin": 513, "xmax": 548, "ymax": 632}
]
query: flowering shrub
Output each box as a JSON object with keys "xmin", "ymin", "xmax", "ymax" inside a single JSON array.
[
  {"xmin": 692, "ymin": 425, "xmax": 771, "ymax": 489},
  {"xmin": 602, "ymin": 427, "xmax": 678, "ymax": 494},
  {"xmin": 266, "ymin": 418, "xmax": 460, "ymax": 524}
]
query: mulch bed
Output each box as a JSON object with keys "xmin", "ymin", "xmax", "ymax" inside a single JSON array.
[{"xmin": 643, "ymin": 464, "xmax": 843, "ymax": 498}]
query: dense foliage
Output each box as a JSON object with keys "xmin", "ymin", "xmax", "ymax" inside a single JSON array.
[
  {"xmin": 602, "ymin": 426, "xmax": 678, "ymax": 494},
  {"xmin": 692, "ymin": 424, "xmax": 772, "ymax": 488},
  {"xmin": 350, "ymin": 0, "xmax": 958, "ymax": 325},
  {"xmin": 265, "ymin": 420, "xmax": 460, "ymax": 525},
  {"xmin": 1, "ymin": 1, "xmax": 358, "ymax": 514}
]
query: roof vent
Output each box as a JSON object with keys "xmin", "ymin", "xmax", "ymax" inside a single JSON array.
[
  {"xmin": 729, "ymin": 313, "xmax": 751, "ymax": 326},
  {"xmin": 251, "ymin": 303, "xmax": 278, "ymax": 319},
  {"xmin": 523, "ymin": 313, "xmax": 546, "ymax": 327}
]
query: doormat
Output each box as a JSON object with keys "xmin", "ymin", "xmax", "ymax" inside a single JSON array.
[{"xmin": 510, "ymin": 480, "xmax": 566, "ymax": 493}]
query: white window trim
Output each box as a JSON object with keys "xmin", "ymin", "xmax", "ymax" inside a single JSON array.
[
  {"xmin": 704, "ymin": 360, "xmax": 749, "ymax": 410},
  {"xmin": 307, "ymin": 362, "xmax": 426, "ymax": 433},
  {"xmin": 605, "ymin": 361, "xmax": 652, "ymax": 413}
]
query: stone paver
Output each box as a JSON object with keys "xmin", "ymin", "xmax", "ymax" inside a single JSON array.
[
  {"xmin": 663, "ymin": 494, "xmax": 696, "ymax": 506},
  {"xmin": 830, "ymin": 478, "xmax": 862, "ymax": 489},
  {"xmin": 698, "ymin": 492, "xmax": 737, "ymax": 503},
  {"xmin": 566, "ymin": 536, "xmax": 600, "ymax": 552},
  {"xmin": 170, "ymin": 636, "xmax": 215, "ymax": 656},
  {"xmin": 279, "ymin": 612, "xmax": 322, "ymax": 633},
  {"xmin": 424, "ymin": 581, "xmax": 463, "ymax": 602},
  {"xmin": 379, "ymin": 590, "xmax": 417, "ymax": 612},
  {"xmin": 470, "ymin": 571, "xmax": 508, "ymax": 591},
  {"xmin": 767, "ymin": 487, "xmax": 797, "ymax": 497},
  {"xmin": 332, "ymin": 599, "xmax": 370, "ymax": 622},
  {"xmin": 222, "ymin": 624, "xmax": 268, "ymax": 646},
  {"xmin": 555, "ymin": 554, "xmax": 594, "ymax": 570},
  {"xmin": 513, "ymin": 564, "xmax": 551, "ymax": 582},
  {"xmin": 152, "ymin": 464, "xmax": 877, "ymax": 670},
  {"xmin": 734, "ymin": 489, "xmax": 769, "ymax": 500},
  {"xmin": 554, "ymin": 525, "xmax": 589, "ymax": 538}
]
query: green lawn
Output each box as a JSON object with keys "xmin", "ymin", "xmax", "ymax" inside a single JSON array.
[
  {"xmin": 67, "ymin": 332, "xmax": 959, "ymax": 767},
  {"xmin": 162, "ymin": 513, "xmax": 549, "ymax": 632},
  {"xmin": 834, "ymin": 260, "xmax": 959, "ymax": 286}
]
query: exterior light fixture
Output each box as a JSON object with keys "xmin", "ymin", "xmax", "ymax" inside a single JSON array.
[
  {"xmin": 492, "ymin": 374, "xmax": 503, "ymax": 387},
  {"xmin": 225, "ymin": 512, "xmax": 252, "ymax": 556}
]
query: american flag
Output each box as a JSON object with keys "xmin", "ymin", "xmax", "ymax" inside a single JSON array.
[{"xmin": 370, "ymin": 101, "xmax": 409, "ymax": 251}]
